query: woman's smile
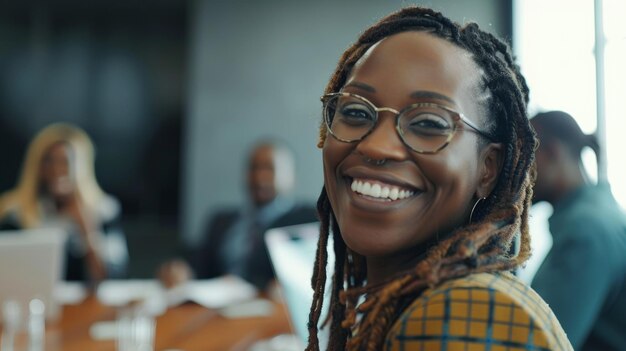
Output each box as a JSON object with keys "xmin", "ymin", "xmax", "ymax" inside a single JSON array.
[
  {"xmin": 340, "ymin": 165, "xmax": 424, "ymax": 212},
  {"xmin": 350, "ymin": 178, "xmax": 417, "ymax": 201}
]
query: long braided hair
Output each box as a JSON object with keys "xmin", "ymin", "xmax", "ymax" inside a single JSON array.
[{"xmin": 306, "ymin": 7, "xmax": 536, "ymax": 351}]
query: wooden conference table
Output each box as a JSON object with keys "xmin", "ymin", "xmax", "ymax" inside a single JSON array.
[{"xmin": 1, "ymin": 294, "xmax": 293, "ymax": 351}]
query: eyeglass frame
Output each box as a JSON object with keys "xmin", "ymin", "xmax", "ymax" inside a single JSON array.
[{"xmin": 321, "ymin": 92, "xmax": 495, "ymax": 154}]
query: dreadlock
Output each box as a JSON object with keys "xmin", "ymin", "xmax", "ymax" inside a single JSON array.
[{"xmin": 307, "ymin": 6, "xmax": 537, "ymax": 351}]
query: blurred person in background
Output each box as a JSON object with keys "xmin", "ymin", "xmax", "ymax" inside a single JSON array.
[
  {"xmin": 159, "ymin": 140, "xmax": 317, "ymax": 291},
  {"xmin": 0, "ymin": 123, "xmax": 128, "ymax": 284},
  {"xmin": 530, "ymin": 111, "xmax": 626, "ymax": 350}
]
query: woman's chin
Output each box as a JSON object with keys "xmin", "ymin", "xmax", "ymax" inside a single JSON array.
[{"xmin": 341, "ymin": 229, "xmax": 398, "ymax": 258}]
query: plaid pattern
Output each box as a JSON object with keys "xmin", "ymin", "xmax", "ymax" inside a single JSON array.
[{"xmin": 385, "ymin": 272, "xmax": 572, "ymax": 351}]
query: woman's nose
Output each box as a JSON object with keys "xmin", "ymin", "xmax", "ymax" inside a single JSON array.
[{"xmin": 355, "ymin": 113, "xmax": 409, "ymax": 162}]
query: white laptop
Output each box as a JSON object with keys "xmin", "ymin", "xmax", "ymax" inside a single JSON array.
[
  {"xmin": 0, "ymin": 228, "xmax": 66, "ymax": 321},
  {"xmin": 265, "ymin": 222, "xmax": 332, "ymax": 348}
]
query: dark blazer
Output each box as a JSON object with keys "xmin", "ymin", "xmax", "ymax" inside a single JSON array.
[{"xmin": 192, "ymin": 203, "xmax": 318, "ymax": 290}]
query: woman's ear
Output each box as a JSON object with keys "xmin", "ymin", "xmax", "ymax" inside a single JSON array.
[{"xmin": 476, "ymin": 143, "xmax": 504, "ymax": 198}]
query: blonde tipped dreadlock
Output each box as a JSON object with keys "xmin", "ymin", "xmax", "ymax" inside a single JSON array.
[{"xmin": 307, "ymin": 6, "xmax": 536, "ymax": 351}]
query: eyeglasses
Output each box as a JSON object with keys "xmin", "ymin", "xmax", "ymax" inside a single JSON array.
[{"xmin": 321, "ymin": 92, "xmax": 494, "ymax": 154}]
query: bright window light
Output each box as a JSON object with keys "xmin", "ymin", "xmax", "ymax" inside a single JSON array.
[
  {"xmin": 514, "ymin": 0, "xmax": 596, "ymax": 132},
  {"xmin": 514, "ymin": 0, "xmax": 626, "ymax": 281},
  {"xmin": 603, "ymin": 0, "xmax": 626, "ymax": 209},
  {"xmin": 514, "ymin": 0, "xmax": 626, "ymax": 208}
]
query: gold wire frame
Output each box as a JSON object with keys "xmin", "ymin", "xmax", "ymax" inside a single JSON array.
[{"xmin": 321, "ymin": 92, "xmax": 493, "ymax": 154}]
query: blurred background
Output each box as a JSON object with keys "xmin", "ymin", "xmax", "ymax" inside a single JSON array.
[{"xmin": 0, "ymin": 0, "xmax": 623, "ymax": 279}]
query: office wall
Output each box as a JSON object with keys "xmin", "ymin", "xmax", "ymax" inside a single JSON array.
[
  {"xmin": 0, "ymin": 1, "xmax": 189, "ymax": 277},
  {"xmin": 0, "ymin": 2, "xmax": 187, "ymax": 218},
  {"xmin": 183, "ymin": 0, "xmax": 512, "ymax": 245}
]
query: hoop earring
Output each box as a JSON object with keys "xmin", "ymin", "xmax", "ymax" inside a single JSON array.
[{"xmin": 469, "ymin": 197, "xmax": 486, "ymax": 224}]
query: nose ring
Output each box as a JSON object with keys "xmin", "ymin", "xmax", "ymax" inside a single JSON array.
[{"xmin": 364, "ymin": 157, "xmax": 386, "ymax": 166}]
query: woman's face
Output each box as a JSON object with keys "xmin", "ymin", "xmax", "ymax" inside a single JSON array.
[
  {"xmin": 40, "ymin": 142, "xmax": 76, "ymax": 199},
  {"xmin": 323, "ymin": 31, "xmax": 496, "ymax": 261}
]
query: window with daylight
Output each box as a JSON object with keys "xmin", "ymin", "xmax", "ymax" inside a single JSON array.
[{"xmin": 513, "ymin": 0, "xmax": 626, "ymax": 282}]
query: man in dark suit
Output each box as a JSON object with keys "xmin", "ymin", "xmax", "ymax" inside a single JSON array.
[{"xmin": 160, "ymin": 141, "xmax": 317, "ymax": 290}]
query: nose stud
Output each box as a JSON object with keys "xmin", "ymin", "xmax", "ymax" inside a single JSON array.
[{"xmin": 364, "ymin": 157, "xmax": 387, "ymax": 166}]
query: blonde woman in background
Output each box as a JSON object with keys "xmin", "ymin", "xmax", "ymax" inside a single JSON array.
[{"xmin": 0, "ymin": 123, "xmax": 128, "ymax": 284}]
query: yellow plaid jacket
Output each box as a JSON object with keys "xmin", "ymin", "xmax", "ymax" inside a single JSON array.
[{"xmin": 385, "ymin": 272, "xmax": 573, "ymax": 351}]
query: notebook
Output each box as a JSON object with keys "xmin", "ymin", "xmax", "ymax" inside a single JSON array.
[
  {"xmin": 265, "ymin": 222, "xmax": 332, "ymax": 348},
  {"xmin": 0, "ymin": 228, "xmax": 66, "ymax": 321}
]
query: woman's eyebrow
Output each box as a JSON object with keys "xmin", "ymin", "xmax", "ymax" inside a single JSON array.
[
  {"xmin": 410, "ymin": 90, "xmax": 455, "ymax": 104},
  {"xmin": 344, "ymin": 83, "xmax": 456, "ymax": 105},
  {"xmin": 343, "ymin": 82, "xmax": 376, "ymax": 93}
]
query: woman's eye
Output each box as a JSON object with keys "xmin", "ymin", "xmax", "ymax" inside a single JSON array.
[
  {"xmin": 408, "ymin": 114, "xmax": 452, "ymax": 133},
  {"xmin": 339, "ymin": 104, "xmax": 375, "ymax": 123}
]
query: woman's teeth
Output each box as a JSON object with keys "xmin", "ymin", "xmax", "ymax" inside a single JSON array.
[{"xmin": 350, "ymin": 179, "xmax": 414, "ymax": 200}]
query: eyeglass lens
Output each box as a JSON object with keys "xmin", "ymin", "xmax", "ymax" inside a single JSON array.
[{"xmin": 324, "ymin": 94, "xmax": 455, "ymax": 152}]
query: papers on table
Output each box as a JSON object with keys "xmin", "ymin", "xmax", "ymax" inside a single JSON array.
[
  {"xmin": 55, "ymin": 276, "xmax": 266, "ymax": 318},
  {"xmin": 219, "ymin": 298, "xmax": 275, "ymax": 319},
  {"xmin": 54, "ymin": 282, "xmax": 88, "ymax": 305},
  {"xmin": 165, "ymin": 276, "xmax": 260, "ymax": 310},
  {"xmin": 96, "ymin": 280, "xmax": 161, "ymax": 306},
  {"xmin": 96, "ymin": 276, "xmax": 259, "ymax": 315},
  {"xmin": 97, "ymin": 280, "xmax": 167, "ymax": 315}
]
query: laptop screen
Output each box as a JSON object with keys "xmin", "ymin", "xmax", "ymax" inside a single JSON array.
[
  {"xmin": 0, "ymin": 229, "xmax": 66, "ymax": 321},
  {"xmin": 265, "ymin": 222, "xmax": 332, "ymax": 348}
]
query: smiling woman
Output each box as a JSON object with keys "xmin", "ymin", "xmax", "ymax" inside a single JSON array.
[{"xmin": 306, "ymin": 6, "xmax": 573, "ymax": 351}]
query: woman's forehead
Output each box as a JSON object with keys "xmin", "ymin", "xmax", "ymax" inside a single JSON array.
[
  {"xmin": 358, "ymin": 33, "xmax": 477, "ymax": 81},
  {"xmin": 346, "ymin": 31, "xmax": 484, "ymax": 116}
]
